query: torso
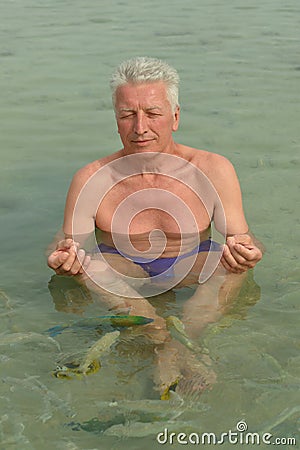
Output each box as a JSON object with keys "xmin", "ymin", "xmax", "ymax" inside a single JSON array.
[{"xmin": 92, "ymin": 145, "xmax": 218, "ymax": 258}]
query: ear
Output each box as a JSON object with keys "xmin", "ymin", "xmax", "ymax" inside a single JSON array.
[{"xmin": 172, "ymin": 106, "xmax": 180, "ymax": 132}]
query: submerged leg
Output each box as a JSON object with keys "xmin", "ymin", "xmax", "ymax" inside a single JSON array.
[
  {"xmin": 182, "ymin": 268, "xmax": 247, "ymax": 339},
  {"xmin": 76, "ymin": 260, "xmax": 170, "ymax": 344},
  {"xmin": 153, "ymin": 268, "xmax": 248, "ymax": 399}
]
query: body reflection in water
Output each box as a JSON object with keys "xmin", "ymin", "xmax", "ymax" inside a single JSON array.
[
  {"xmin": 48, "ymin": 275, "xmax": 93, "ymax": 315},
  {"xmin": 48, "ymin": 269, "xmax": 260, "ymax": 399}
]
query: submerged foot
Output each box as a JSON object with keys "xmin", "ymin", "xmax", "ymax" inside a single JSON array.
[
  {"xmin": 176, "ymin": 351, "xmax": 216, "ymax": 403},
  {"xmin": 153, "ymin": 341, "xmax": 183, "ymax": 399},
  {"xmin": 154, "ymin": 340, "xmax": 216, "ymax": 401},
  {"xmin": 175, "ymin": 374, "xmax": 210, "ymax": 403}
]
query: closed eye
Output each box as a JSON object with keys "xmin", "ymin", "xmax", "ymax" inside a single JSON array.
[
  {"xmin": 147, "ymin": 112, "xmax": 162, "ymax": 118},
  {"xmin": 119, "ymin": 113, "xmax": 135, "ymax": 119}
]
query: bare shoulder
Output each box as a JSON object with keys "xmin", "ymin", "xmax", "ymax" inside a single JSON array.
[
  {"xmin": 71, "ymin": 150, "xmax": 123, "ymax": 187},
  {"xmin": 177, "ymin": 144, "xmax": 236, "ymax": 178},
  {"xmin": 198, "ymin": 151, "xmax": 236, "ymax": 181}
]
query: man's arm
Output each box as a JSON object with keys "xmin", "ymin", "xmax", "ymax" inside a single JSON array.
[
  {"xmin": 47, "ymin": 165, "xmax": 95, "ymax": 276},
  {"xmin": 46, "ymin": 165, "xmax": 169, "ymax": 342},
  {"xmin": 212, "ymin": 155, "xmax": 263, "ymax": 273}
]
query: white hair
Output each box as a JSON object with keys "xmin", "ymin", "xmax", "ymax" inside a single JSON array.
[{"xmin": 110, "ymin": 56, "xmax": 180, "ymax": 112}]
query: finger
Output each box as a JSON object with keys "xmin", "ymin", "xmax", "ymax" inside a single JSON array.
[
  {"xmin": 222, "ymin": 246, "xmax": 248, "ymax": 273},
  {"xmin": 234, "ymin": 244, "xmax": 262, "ymax": 267},
  {"xmin": 79, "ymin": 255, "xmax": 91, "ymax": 274},
  {"xmin": 227, "ymin": 244, "xmax": 250, "ymax": 266},
  {"xmin": 221, "ymin": 256, "xmax": 245, "ymax": 274},
  {"xmin": 57, "ymin": 245, "xmax": 78, "ymax": 274},
  {"xmin": 226, "ymin": 239, "xmax": 255, "ymax": 267},
  {"xmin": 47, "ymin": 251, "xmax": 69, "ymax": 270},
  {"xmin": 56, "ymin": 239, "xmax": 72, "ymax": 250},
  {"xmin": 67, "ymin": 249, "xmax": 87, "ymax": 275},
  {"xmin": 220, "ymin": 255, "xmax": 232, "ymax": 272},
  {"xmin": 233, "ymin": 244, "xmax": 254, "ymax": 260},
  {"xmin": 56, "ymin": 239, "xmax": 79, "ymax": 251},
  {"xmin": 232, "ymin": 234, "xmax": 252, "ymax": 245}
]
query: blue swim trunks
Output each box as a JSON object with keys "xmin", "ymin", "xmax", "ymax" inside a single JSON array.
[{"xmin": 97, "ymin": 239, "xmax": 221, "ymax": 279}]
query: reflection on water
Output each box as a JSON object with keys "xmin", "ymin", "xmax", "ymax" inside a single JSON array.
[
  {"xmin": 1, "ymin": 0, "xmax": 300, "ymax": 447},
  {"xmin": 48, "ymin": 275, "xmax": 93, "ymax": 314}
]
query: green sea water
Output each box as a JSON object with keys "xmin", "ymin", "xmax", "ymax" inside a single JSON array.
[{"xmin": 1, "ymin": 0, "xmax": 299, "ymax": 448}]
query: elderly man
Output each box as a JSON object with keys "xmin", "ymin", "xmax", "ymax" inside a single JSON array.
[{"xmin": 47, "ymin": 57, "xmax": 263, "ymax": 396}]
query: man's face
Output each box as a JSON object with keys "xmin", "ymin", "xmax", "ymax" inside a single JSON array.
[{"xmin": 115, "ymin": 81, "xmax": 180, "ymax": 153}]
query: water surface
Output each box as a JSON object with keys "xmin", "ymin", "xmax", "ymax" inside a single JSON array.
[{"xmin": 1, "ymin": 0, "xmax": 299, "ymax": 448}]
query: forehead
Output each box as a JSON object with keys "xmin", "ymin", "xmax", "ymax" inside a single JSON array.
[{"xmin": 115, "ymin": 82, "xmax": 170, "ymax": 109}]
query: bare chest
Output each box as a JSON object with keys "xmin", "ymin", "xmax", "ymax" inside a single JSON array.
[{"xmin": 96, "ymin": 174, "xmax": 213, "ymax": 234}]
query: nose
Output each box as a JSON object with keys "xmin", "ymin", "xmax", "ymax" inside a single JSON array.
[{"xmin": 133, "ymin": 112, "xmax": 148, "ymax": 135}]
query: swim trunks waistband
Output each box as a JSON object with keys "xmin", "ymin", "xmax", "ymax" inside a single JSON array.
[{"xmin": 97, "ymin": 239, "xmax": 221, "ymax": 279}]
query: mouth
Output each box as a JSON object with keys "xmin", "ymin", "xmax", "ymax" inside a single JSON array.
[{"xmin": 131, "ymin": 139, "xmax": 154, "ymax": 145}]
